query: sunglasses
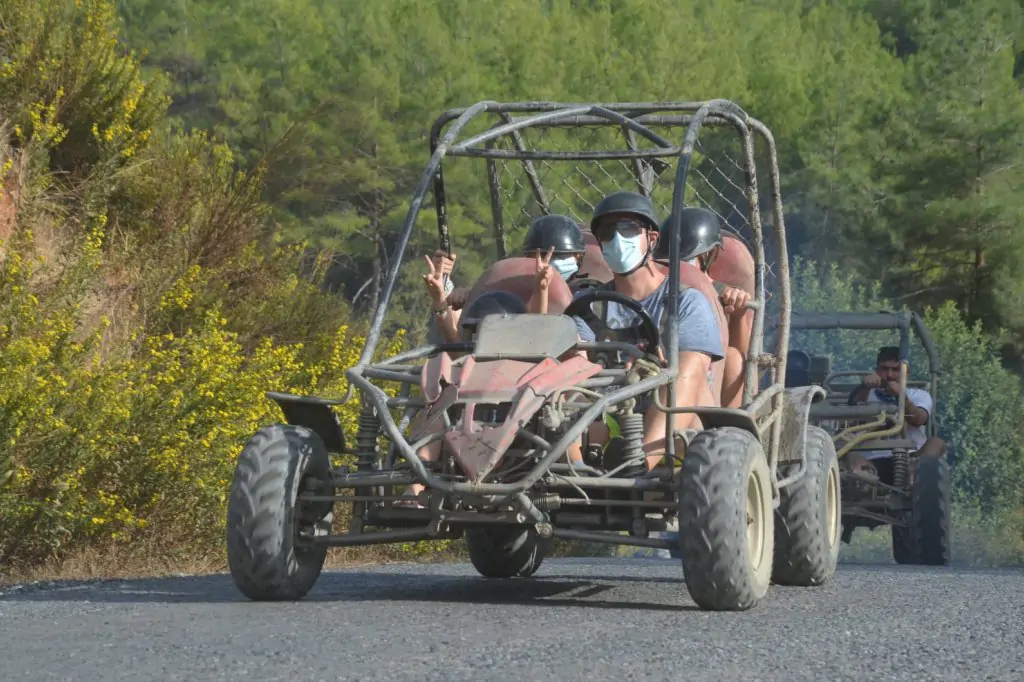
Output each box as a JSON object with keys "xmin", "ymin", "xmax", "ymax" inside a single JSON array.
[{"xmin": 594, "ymin": 218, "xmax": 647, "ymax": 242}]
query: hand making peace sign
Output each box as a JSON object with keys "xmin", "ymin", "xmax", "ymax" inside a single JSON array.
[
  {"xmin": 422, "ymin": 249, "xmax": 456, "ymax": 308},
  {"xmin": 534, "ymin": 245, "xmax": 555, "ymax": 292}
]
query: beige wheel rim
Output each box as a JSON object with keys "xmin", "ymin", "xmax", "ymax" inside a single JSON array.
[
  {"xmin": 827, "ymin": 463, "xmax": 840, "ymax": 548},
  {"xmin": 746, "ymin": 468, "xmax": 766, "ymax": 570}
]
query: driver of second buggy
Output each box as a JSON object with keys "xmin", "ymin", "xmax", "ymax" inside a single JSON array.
[{"xmin": 563, "ymin": 191, "xmax": 725, "ymax": 471}]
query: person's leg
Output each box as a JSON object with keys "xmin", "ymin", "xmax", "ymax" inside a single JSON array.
[
  {"xmin": 640, "ymin": 369, "xmax": 714, "ymax": 470},
  {"xmin": 396, "ymin": 440, "xmax": 441, "ymax": 508},
  {"xmin": 845, "ymin": 451, "xmax": 879, "ymax": 478},
  {"xmin": 908, "ymin": 436, "xmax": 947, "ymax": 486},
  {"xmin": 720, "ymin": 346, "xmax": 745, "ymax": 408}
]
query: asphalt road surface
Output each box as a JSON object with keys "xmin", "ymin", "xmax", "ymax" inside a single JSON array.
[{"xmin": 2, "ymin": 557, "xmax": 1023, "ymax": 682}]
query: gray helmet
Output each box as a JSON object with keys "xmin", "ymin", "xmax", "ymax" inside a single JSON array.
[
  {"xmin": 522, "ymin": 214, "xmax": 586, "ymax": 255},
  {"xmin": 589, "ymin": 191, "xmax": 660, "ymax": 235},
  {"xmin": 459, "ymin": 291, "xmax": 527, "ymax": 339},
  {"xmin": 654, "ymin": 207, "xmax": 724, "ymax": 264}
]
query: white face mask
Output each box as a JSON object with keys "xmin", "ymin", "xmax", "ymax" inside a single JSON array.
[
  {"xmin": 601, "ymin": 232, "xmax": 646, "ymax": 274},
  {"xmin": 551, "ymin": 257, "xmax": 578, "ymax": 279}
]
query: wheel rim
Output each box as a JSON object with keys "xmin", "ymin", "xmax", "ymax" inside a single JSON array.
[
  {"xmin": 746, "ymin": 469, "xmax": 766, "ymax": 570},
  {"xmin": 826, "ymin": 463, "xmax": 840, "ymax": 548}
]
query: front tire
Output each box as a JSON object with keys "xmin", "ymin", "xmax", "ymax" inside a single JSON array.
[
  {"xmin": 772, "ymin": 425, "xmax": 841, "ymax": 586},
  {"xmin": 909, "ymin": 456, "xmax": 952, "ymax": 565},
  {"xmin": 678, "ymin": 427, "xmax": 774, "ymax": 611},
  {"xmin": 226, "ymin": 424, "xmax": 333, "ymax": 600}
]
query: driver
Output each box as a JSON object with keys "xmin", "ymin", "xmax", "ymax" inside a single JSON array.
[
  {"xmin": 566, "ymin": 191, "xmax": 725, "ymax": 470},
  {"xmin": 654, "ymin": 208, "xmax": 754, "ymax": 408}
]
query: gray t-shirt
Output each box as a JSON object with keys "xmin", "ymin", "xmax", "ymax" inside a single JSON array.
[{"xmin": 571, "ymin": 278, "xmax": 725, "ymax": 365}]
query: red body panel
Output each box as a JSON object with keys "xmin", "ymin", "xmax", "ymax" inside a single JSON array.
[{"xmin": 410, "ymin": 353, "xmax": 603, "ymax": 482}]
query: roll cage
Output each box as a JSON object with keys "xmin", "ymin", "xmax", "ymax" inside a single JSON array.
[{"xmin": 337, "ymin": 100, "xmax": 794, "ymax": 502}]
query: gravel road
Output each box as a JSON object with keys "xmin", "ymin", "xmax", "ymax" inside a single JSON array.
[{"xmin": 2, "ymin": 557, "xmax": 1023, "ymax": 682}]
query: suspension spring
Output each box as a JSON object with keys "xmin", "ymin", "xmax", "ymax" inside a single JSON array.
[
  {"xmin": 354, "ymin": 401, "xmax": 381, "ymax": 472},
  {"xmin": 618, "ymin": 412, "xmax": 645, "ymax": 462},
  {"xmin": 892, "ymin": 450, "xmax": 909, "ymax": 490}
]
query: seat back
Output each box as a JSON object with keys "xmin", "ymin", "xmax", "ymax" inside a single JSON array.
[
  {"xmin": 708, "ymin": 233, "xmax": 755, "ymax": 296},
  {"xmin": 579, "ymin": 229, "xmax": 613, "ymax": 282},
  {"xmin": 464, "ymin": 256, "xmax": 574, "ymax": 315}
]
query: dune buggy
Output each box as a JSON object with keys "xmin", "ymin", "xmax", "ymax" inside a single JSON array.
[
  {"xmin": 224, "ymin": 99, "xmax": 840, "ymax": 611},
  {"xmin": 786, "ymin": 311, "xmax": 951, "ymax": 565}
]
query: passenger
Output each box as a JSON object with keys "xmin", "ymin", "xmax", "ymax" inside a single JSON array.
[
  {"xmin": 654, "ymin": 208, "xmax": 754, "ymax": 408},
  {"xmin": 443, "ymin": 214, "xmax": 592, "ymax": 312},
  {"xmin": 521, "ymin": 214, "xmax": 589, "ymax": 290},
  {"xmin": 846, "ymin": 346, "xmax": 946, "ymax": 483},
  {"xmin": 565, "ymin": 191, "xmax": 725, "ymax": 471}
]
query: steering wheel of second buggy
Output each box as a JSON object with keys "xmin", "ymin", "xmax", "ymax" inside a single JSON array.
[{"xmin": 564, "ymin": 289, "xmax": 660, "ymax": 367}]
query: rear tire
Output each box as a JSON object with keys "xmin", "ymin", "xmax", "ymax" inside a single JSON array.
[
  {"xmin": 226, "ymin": 424, "xmax": 333, "ymax": 600},
  {"xmin": 772, "ymin": 425, "xmax": 841, "ymax": 586},
  {"xmin": 678, "ymin": 427, "xmax": 774, "ymax": 611},
  {"xmin": 466, "ymin": 525, "xmax": 548, "ymax": 578}
]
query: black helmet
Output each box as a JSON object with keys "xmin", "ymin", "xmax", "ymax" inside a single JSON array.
[
  {"xmin": 459, "ymin": 291, "xmax": 527, "ymax": 338},
  {"xmin": 522, "ymin": 214, "xmax": 586, "ymax": 255},
  {"xmin": 589, "ymin": 191, "xmax": 660, "ymax": 235},
  {"xmin": 654, "ymin": 207, "xmax": 724, "ymax": 263}
]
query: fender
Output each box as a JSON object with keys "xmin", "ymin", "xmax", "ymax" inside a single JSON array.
[
  {"xmin": 265, "ymin": 391, "xmax": 347, "ymax": 453},
  {"xmin": 776, "ymin": 385, "xmax": 827, "ymax": 465}
]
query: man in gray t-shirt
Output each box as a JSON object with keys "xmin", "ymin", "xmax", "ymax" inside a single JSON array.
[
  {"xmin": 571, "ymin": 280, "xmax": 723, "ymax": 394},
  {"xmin": 568, "ymin": 191, "xmax": 725, "ymax": 472}
]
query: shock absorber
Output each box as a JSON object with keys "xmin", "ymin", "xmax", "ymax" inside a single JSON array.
[
  {"xmin": 892, "ymin": 450, "xmax": 909, "ymax": 490},
  {"xmin": 617, "ymin": 412, "xmax": 646, "ymax": 465},
  {"xmin": 353, "ymin": 401, "xmax": 381, "ymax": 472}
]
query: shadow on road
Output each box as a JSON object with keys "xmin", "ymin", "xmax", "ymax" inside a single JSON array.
[{"xmin": 0, "ymin": 564, "xmax": 704, "ymax": 612}]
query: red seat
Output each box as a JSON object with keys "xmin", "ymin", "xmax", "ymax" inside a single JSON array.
[
  {"xmin": 707, "ymin": 233, "xmax": 755, "ymax": 344},
  {"xmin": 579, "ymin": 229, "xmax": 613, "ymax": 282},
  {"xmin": 708, "ymin": 233, "xmax": 755, "ymax": 296},
  {"xmin": 464, "ymin": 256, "xmax": 574, "ymax": 315}
]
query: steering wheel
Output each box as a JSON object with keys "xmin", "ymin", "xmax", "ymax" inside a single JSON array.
[
  {"xmin": 568, "ymin": 277, "xmax": 608, "ymax": 294},
  {"xmin": 564, "ymin": 289, "xmax": 660, "ymax": 367}
]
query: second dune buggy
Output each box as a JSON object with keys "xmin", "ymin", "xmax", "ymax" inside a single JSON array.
[{"xmin": 786, "ymin": 311, "xmax": 951, "ymax": 565}]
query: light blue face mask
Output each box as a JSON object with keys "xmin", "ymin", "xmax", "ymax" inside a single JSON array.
[
  {"xmin": 601, "ymin": 232, "xmax": 646, "ymax": 274},
  {"xmin": 551, "ymin": 257, "xmax": 579, "ymax": 279}
]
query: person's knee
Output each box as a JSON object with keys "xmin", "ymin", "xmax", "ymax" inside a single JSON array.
[
  {"xmin": 725, "ymin": 346, "xmax": 744, "ymax": 372},
  {"xmin": 416, "ymin": 440, "xmax": 442, "ymax": 462},
  {"xmin": 919, "ymin": 436, "xmax": 946, "ymax": 458}
]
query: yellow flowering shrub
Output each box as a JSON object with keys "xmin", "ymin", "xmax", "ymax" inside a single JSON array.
[
  {"xmin": 0, "ymin": 228, "xmax": 408, "ymax": 566},
  {"xmin": 0, "ymin": 0, "xmax": 167, "ymax": 174},
  {"xmin": 0, "ymin": 0, "xmax": 474, "ymax": 570}
]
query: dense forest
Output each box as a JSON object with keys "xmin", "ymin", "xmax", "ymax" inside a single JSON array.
[{"xmin": 1, "ymin": 0, "xmax": 1023, "ymax": 573}]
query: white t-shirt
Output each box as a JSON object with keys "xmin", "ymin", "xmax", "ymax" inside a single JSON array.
[{"xmin": 861, "ymin": 387, "xmax": 933, "ymax": 460}]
